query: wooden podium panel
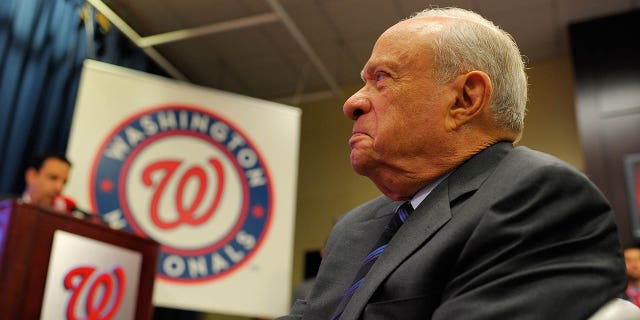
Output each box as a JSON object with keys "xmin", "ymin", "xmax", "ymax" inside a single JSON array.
[{"xmin": 0, "ymin": 200, "xmax": 159, "ymax": 320}]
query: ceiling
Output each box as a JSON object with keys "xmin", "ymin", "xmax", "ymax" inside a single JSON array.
[{"xmin": 88, "ymin": 0, "xmax": 640, "ymax": 105}]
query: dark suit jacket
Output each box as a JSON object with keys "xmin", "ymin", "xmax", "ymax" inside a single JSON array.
[{"xmin": 280, "ymin": 142, "xmax": 626, "ymax": 319}]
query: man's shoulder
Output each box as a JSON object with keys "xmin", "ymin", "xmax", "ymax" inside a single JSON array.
[
  {"xmin": 337, "ymin": 196, "xmax": 396, "ymax": 225},
  {"xmin": 502, "ymin": 145, "xmax": 585, "ymax": 176},
  {"xmin": 511, "ymin": 145, "xmax": 571, "ymax": 164},
  {"xmin": 354, "ymin": 195, "xmax": 394, "ymax": 210},
  {"xmin": 459, "ymin": 143, "xmax": 596, "ymax": 198},
  {"xmin": 349, "ymin": 195, "xmax": 395, "ymax": 214},
  {"xmin": 487, "ymin": 145, "xmax": 599, "ymax": 197}
]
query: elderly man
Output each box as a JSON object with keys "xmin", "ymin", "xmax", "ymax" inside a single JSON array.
[{"xmin": 278, "ymin": 7, "xmax": 625, "ymax": 320}]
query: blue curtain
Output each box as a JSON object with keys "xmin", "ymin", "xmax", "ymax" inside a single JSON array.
[
  {"xmin": 0, "ymin": 0, "xmax": 165, "ymax": 195},
  {"xmin": 0, "ymin": 1, "xmax": 196, "ymax": 318},
  {"xmin": 0, "ymin": 0, "xmax": 84, "ymax": 194}
]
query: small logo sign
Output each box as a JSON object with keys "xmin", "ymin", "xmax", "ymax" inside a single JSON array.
[
  {"xmin": 64, "ymin": 266, "xmax": 126, "ymax": 320},
  {"xmin": 90, "ymin": 105, "xmax": 273, "ymax": 282}
]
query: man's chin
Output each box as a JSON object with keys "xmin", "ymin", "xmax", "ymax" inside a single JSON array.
[
  {"xmin": 38, "ymin": 197, "xmax": 56, "ymax": 208},
  {"xmin": 350, "ymin": 153, "xmax": 373, "ymax": 176}
]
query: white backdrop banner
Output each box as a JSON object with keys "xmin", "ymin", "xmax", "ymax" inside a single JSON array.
[{"xmin": 65, "ymin": 60, "xmax": 301, "ymax": 318}]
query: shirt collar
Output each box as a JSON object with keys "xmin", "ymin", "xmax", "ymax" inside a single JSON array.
[
  {"xmin": 21, "ymin": 192, "xmax": 32, "ymax": 204},
  {"xmin": 409, "ymin": 172, "xmax": 451, "ymax": 210}
]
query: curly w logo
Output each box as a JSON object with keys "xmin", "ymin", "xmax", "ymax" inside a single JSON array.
[{"xmin": 63, "ymin": 266, "xmax": 126, "ymax": 320}]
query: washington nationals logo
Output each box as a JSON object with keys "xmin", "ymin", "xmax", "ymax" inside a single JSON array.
[
  {"xmin": 143, "ymin": 158, "xmax": 225, "ymax": 229},
  {"xmin": 90, "ymin": 105, "xmax": 273, "ymax": 282},
  {"xmin": 64, "ymin": 266, "xmax": 126, "ymax": 320}
]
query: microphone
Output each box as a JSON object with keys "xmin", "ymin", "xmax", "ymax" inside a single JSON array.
[
  {"xmin": 54, "ymin": 196, "xmax": 102, "ymax": 223},
  {"xmin": 53, "ymin": 195, "xmax": 73, "ymax": 213}
]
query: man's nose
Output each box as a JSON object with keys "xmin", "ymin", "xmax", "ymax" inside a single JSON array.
[
  {"xmin": 343, "ymin": 87, "xmax": 371, "ymax": 121},
  {"xmin": 54, "ymin": 180, "xmax": 65, "ymax": 193}
]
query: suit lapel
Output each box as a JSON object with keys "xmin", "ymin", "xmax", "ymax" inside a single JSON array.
[
  {"xmin": 339, "ymin": 142, "xmax": 514, "ymax": 319},
  {"xmin": 340, "ymin": 180, "xmax": 451, "ymax": 319}
]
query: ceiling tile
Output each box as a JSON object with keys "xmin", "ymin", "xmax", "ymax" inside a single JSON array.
[
  {"xmin": 96, "ymin": 0, "xmax": 640, "ymax": 102},
  {"xmin": 321, "ymin": 0, "xmax": 402, "ymax": 41}
]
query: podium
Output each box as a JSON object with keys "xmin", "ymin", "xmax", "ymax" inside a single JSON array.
[{"xmin": 0, "ymin": 200, "xmax": 159, "ymax": 320}]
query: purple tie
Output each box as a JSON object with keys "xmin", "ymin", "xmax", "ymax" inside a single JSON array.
[{"xmin": 332, "ymin": 202, "xmax": 414, "ymax": 319}]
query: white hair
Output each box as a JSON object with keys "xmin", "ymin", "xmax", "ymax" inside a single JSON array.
[{"xmin": 411, "ymin": 7, "xmax": 528, "ymax": 134}]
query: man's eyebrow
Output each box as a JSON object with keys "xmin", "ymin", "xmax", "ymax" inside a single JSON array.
[{"xmin": 359, "ymin": 64, "xmax": 376, "ymax": 81}]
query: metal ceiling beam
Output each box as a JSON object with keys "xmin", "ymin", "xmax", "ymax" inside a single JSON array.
[
  {"xmin": 275, "ymin": 89, "xmax": 337, "ymax": 106},
  {"xmin": 88, "ymin": 0, "xmax": 342, "ymax": 104},
  {"xmin": 265, "ymin": 0, "xmax": 343, "ymax": 99},
  {"xmin": 137, "ymin": 13, "xmax": 281, "ymax": 48},
  {"xmin": 86, "ymin": 0, "xmax": 188, "ymax": 81}
]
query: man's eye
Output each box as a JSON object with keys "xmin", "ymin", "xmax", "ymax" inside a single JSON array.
[{"xmin": 375, "ymin": 72, "xmax": 388, "ymax": 82}]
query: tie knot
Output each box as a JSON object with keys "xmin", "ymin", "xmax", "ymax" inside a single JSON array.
[{"xmin": 396, "ymin": 202, "xmax": 413, "ymax": 223}]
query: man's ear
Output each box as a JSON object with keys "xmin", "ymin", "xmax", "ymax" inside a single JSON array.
[
  {"xmin": 25, "ymin": 168, "xmax": 36, "ymax": 185},
  {"xmin": 446, "ymin": 71, "xmax": 493, "ymax": 130}
]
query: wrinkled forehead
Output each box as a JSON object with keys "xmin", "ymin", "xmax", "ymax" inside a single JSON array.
[
  {"xmin": 362, "ymin": 18, "xmax": 443, "ymax": 73},
  {"xmin": 370, "ymin": 17, "xmax": 446, "ymax": 57}
]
